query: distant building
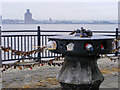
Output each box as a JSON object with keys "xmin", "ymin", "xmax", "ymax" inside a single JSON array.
[
  {"xmin": 24, "ymin": 9, "xmax": 34, "ymax": 24},
  {"xmin": 2, "ymin": 19, "xmax": 24, "ymax": 24},
  {"xmin": 49, "ymin": 18, "xmax": 52, "ymax": 22}
]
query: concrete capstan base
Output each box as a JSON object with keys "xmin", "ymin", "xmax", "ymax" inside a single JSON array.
[{"xmin": 57, "ymin": 56, "xmax": 104, "ymax": 90}]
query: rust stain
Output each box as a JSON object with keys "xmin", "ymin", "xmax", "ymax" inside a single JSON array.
[
  {"xmin": 100, "ymin": 68, "xmax": 120, "ymax": 74},
  {"xmin": 111, "ymin": 68, "xmax": 120, "ymax": 72},
  {"xmin": 100, "ymin": 70, "xmax": 112, "ymax": 74},
  {"xmin": 46, "ymin": 77, "xmax": 59, "ymax": 85},
  {"xmin": 22, "ymin": 85, "xmax": 31, "ymax": 88},
  {"xmin": 35, "ymin": 83, "xmax": 45, "ymax": 86}
]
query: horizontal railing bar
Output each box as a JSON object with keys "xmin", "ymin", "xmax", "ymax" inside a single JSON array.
[
  {"xmin": 104, "ymin": 35, "xmax": 116, "ymax": 36},
  {"xmin": 92, "ymin": 31, "xmax": 119, "ymax": 33},
  {"xmin": 2, "ymin": 56, "xmax": 58, "ymax": 62},
  {"xmin": 2, "ymin": 30, "xmax": 120, "ymax": 33},
  {"xmin": 1, "ymin": 35, "xmax": 117, "ymax": 37},
  {"xmin": 1, "ymin": 35, "xmax": 57, "ymax": 37},
  {"xmin": 2, "ymin": 30, "xmax": 72, "ymax": 32},
  {"xmin": 42, "ymin": 31, "xmax": 119, "ymax": 33},
  {"xmin": 2, "ymin": 30, "xmax": 38, "ymax": 32},
  {"xmin": 2, "ymin": 35, "xmax": 37, "ymax": 37}
]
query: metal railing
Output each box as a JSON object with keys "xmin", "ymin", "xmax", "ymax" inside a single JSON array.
[{"xmin": 1, "ymin": 26, "xmax": 120, "ymax": 62}]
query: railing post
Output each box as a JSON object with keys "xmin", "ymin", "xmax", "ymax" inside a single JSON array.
[
  {"xmin": 118, "ymin": 28, "xmax": 120, "ymax": 56},
  {"xmin": 115, "ymin": 28, "xmax": 118, "ymax": 56},
  {"xmin": 37, "ymin": 26, "xmax": 41, "ymax": 61}
]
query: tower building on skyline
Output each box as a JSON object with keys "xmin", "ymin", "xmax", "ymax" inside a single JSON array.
[
  {"xmin": 0, "ymin": 16, "xmax": 2, "ymax": 24},
  {"xmin": 24, "ymin": 9, "xmax": 34, "ymax": 24}
]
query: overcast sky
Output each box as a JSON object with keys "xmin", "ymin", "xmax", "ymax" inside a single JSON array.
[
  {"xmin": 1, "ymin": 0, "xmax": 119, "ymax": 2},
  {"xmin": 0, "ymin": 0, "xmax": 118, "ymax": 20}
]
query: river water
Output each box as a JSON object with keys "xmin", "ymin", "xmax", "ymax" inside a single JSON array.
[{"xmin": 1, "ymin": 24, "xmax": 118, "ymax": 31}]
